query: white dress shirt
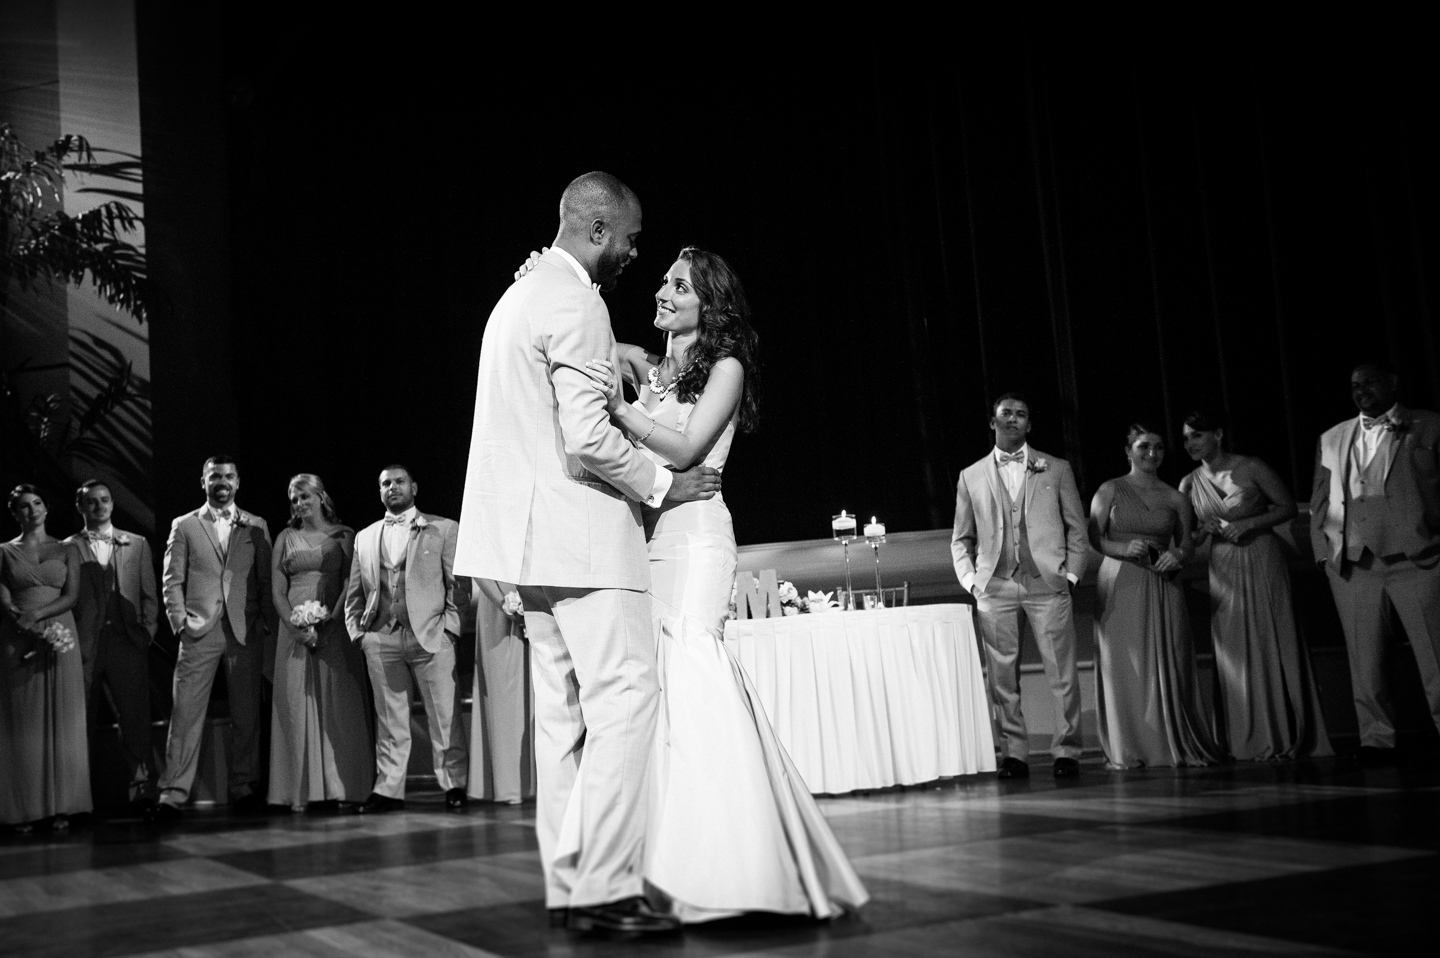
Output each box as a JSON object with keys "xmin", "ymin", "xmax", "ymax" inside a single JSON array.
[
  {"xmin": 209, "ymin": 505, "xmax": 235, "ymax": 553},
  {"xmin": 1354, "ymin": 404, "xmax": 1398, "ymax": 467},
  {"xmin": 86, "ymin": 522, "xmax": 115, "ymax": 567},
  {"xmin": 993, "ymin": 444, "xmax": 1029, "ymax": 500},
  {"xmin": 383, "ymin": 506, "xmax": 417, "ymax": 565}
]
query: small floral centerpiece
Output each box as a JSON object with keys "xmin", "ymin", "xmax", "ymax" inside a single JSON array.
[
  {"xmin": 290, "ymin": 600, "xmax": 328, "ymax": 652},
  {"xmin": 806, "ymin": 590, "xmax": 841, "ymax": 613},
  {"xmin": 778, "ymin": 580, "xmax": 809, "ymax": 616}
]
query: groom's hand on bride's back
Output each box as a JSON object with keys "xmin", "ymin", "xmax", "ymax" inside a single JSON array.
[{"xmin": 665, "ymin": 465, "xmax": 722, "ymax": 502}]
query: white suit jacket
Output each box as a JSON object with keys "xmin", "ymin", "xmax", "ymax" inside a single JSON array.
[
  {"xmin": 950, "ymin": 448, "xmax": 1089, "ymax": 595},
  {"xmin": 344, "ymin": 512, "xmax": 461, "ymax": 654},
  {"xmin": 456, "ymin": 248, "xmax": 662, "ymax": 590},
  {"xmin": 162, "ymin": 506, "xmax": 273, "ymax": 643}
]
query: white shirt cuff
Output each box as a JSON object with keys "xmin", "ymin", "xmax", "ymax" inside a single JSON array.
[
  {"xmin": 646, "ymin": 465, "xmax": 673, "ymax": 506},
  {"xmin": 1066, "ymin": 572, "xmax": 1078, "ymax": 585}
]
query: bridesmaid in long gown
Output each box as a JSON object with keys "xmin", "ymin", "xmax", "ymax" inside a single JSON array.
[
  {"xmin": 268, "ymin": 474, "xmax": 373, "ymax": 809},
  {"xmin": 578, "ymin": 247, "xmax": 868, "ymax": 922},
  {"xmin": 1089, "ymin": 425, "xmax": 1224, "ymax": 769},
  {"xmin": 1178, "ymin": 411, "xmax": 1332, "ymax": 761},
  {"xmin": 0, "ymin": 485, "xmax": 91, "ymax": 831}
]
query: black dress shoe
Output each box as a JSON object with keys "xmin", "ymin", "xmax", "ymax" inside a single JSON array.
[
  {"xmin": 548, "ymin": 908, "xmax": 570, "ymax": 929},
  {"xmin": 568, "ymin": 896, "xmax": 680, "ymax": 935},
  {"xmin": 355, "ymin": 792, "xmax": 406, "ymax": 814},
  {"xmin": 146, "ymin": 802, "xmax": 183, "ymax": 823},
  {"xmin": 997, "ymin": 757, "xmax": 1030, "ymax": 780},
  {"xmin": 445, "ymin": 787, "xmax": 468, "ymax": 809},
  {"xmin": 1053, "ymin": 757, "xmax": 1080, "ymax": 778},
  {"xmin": 230, "ymin": 793, "xmax": 268, "ymax": 817},
  {"xmin": 1357, "ymin": 745, "xmax": 1398, "ymax": 766}
]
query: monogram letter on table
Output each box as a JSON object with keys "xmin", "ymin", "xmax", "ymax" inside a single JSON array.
[{"xmin": 735, "ymin": 569, "xmax": 783, "ymax": 619}]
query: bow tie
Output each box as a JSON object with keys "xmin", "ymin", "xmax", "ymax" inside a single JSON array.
[
  {"xmin": 384, "ymin": 515, "xmax": 411, "ymax": 526},
  {"xmin": 213, "ymin": 510, "xmax": 232, "ymax": 522},
  {"xmin": 997, "ymin": 451, "xmax": 1025, "ymax": 466},
  {"xmin": 85, "ymin": 531, "xmax": 113, "ymax": 543},
  {"xmin": 1361, "ymin": 415, "xmax": 1393, "ymax": 431}
]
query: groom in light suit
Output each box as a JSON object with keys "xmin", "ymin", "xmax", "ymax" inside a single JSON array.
[
  {"xmin": 345, "ymin": 464, "xmax": 469, "ymax": 812},
  {"xmin": 1312, "ymin": 361, "xmax": 1440, "ymax": 763},
  {"xmin": 153, "ymin": 455, "xmax": 274, "ymax": 820},
  {"xmin": 952, "ymin": 393, "xmax": 1089, "ymax": 779},
  {"xmin": 456, "ymin": 172, "xmax": 719, "ymax": 935}
]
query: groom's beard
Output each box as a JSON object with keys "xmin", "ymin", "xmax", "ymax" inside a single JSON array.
[{"xmin": 593, "ymin": 248, "xmax": 630, "ymax": 291}]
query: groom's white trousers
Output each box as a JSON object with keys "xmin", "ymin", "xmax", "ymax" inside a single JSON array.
[{"xmin": 521, "ymin": 585, "xmax": 658, "ymax": 908}]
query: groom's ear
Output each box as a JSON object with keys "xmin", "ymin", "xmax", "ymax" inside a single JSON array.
[{"xmin": 588, "ymin": 218, "xmax": 608, "ymax": 246}]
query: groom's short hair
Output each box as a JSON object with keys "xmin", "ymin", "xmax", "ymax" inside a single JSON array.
[
  {"xmin": 990, "ymin": 392, "xmax": 1029, "ymax": 418},
  {"xmin": 381, "ymin": 463, "xmax": 413, "ymax": 481},
  {"xmin": 559, "ymin": 171, "xmax": 638, "ymax": 230},
  {"xmin": 202, "ymin": 454, "xmax": 238, "ymax": 475}
]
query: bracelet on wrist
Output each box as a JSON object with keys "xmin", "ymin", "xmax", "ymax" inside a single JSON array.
[{"xmin": 640, "ymin": 417, "xmax": 657, "ymax": 442}]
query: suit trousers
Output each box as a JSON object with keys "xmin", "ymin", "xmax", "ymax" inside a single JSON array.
[
  {"xmin": 158, "ymin": 618, "xmax": 263, "ymax": 804},
  {"xmin": 1326, "ymin": 556, "xmax": 1440, "ymax": 747},
  {"xmin": 976, "ymin": 574, "xmax": 1082, "ymax": 761},
  {"xmin": 86, "ymin": 626, "xmax": 151, "ymax": 793},
  {"xmin": 522, "ymin": 585, "xmax": 657, "ymax": 909},
  {"xmin": 362, "ymin": 626, "xmax": 467, "ymax": 798}
]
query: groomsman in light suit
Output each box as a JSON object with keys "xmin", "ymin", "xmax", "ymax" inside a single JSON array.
[
  {"xmin": 456, "ymin": 172, "xmax": 719, "ymax": 935},
  {"xmin": 952, "ymin": 393, "xmax": 1089, "ymax": 779},
  {"xmin": 65, "ymin": 479, "xmax": 159, "ymax": 806},
  {"xmin": 1312, "ymin": 362, "xmax": 1440, "ymax": 763},
  {"xmin": 152, "ymin": 455, "xmax": 274, "ymax": 820},
  {"xmin": 345, "ymin": 465, "xmax": 469, "ymax": 813}
]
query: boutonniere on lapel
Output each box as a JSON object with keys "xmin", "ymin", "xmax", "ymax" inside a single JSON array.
[
  {"xmin": 411, "ymin": 516, "xmax": 428, "ymax": 534},
  {"xmin": 1027, "ymin": 457, "xmax": 1049, "ymax": 474},
  {"xmin": 232, "ymin": 511, "xmax": 252, "ymax": 527},
  {"xmin": 113, "ymin": 532, "xmax": 131, "ymax": 546}
]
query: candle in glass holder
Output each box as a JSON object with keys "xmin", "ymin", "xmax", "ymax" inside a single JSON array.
[
  {"xmin": 864, "ymin": 517, "xmax": 886, "ymax": 539},
  {"xmin": 832, "ymin": 510, "xmax": 856, "ymax": 539}
]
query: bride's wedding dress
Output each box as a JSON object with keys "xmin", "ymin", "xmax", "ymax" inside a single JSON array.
[{"xmin": 632, "ymin": 385, "xmax": 869, "ymax": 922}]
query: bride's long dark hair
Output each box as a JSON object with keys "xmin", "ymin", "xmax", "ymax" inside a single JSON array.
[{"xmin": 669, "ymin": 246, "xmax": 761, "ymax": 433}]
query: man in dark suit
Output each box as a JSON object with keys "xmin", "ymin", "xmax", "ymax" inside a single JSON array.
[
  {"xmin": 152, "ymin": 455, "xmax": 274, "ymax": 819},
  {"xmin": 64, "ymin": 479, "xmax": 159, "ymax": 806},
  {"xmin": 1312, "ymin": 362, "xmax": 1440, "ymax": 762}
]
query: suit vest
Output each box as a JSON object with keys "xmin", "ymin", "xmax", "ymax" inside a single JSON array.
[
  {"xmin": 377, "ymin": 545, "xmax": 410, "ymax": 633},
  {"xmin": 1346, "ymin": 438, "xmax": 1401, "ymax": 562},
  {"xmin": 101, "ymin": 557, "xmax": 125, "ymax": 632},
  {"xmin": 995, "ymin": 472, "xmax": 1041, "ymax": 581}
]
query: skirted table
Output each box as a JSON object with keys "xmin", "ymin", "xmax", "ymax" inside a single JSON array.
[{"xmin": 723, "ymin": 603, "xmax": 996, "ymax": 795}]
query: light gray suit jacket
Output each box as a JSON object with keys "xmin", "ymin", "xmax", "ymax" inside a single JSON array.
[
  {"xmin": 456, "ymin": 248, "xmax": 662, "ymax": 590},
  {"xmin": 951, "ymin": 448, "xmax": 1089, "ymax": 595},
  {"xmin": 344, "ymin": 512, "xmax": 462, "ymax": 654},
  {"xmin": 64, "ymin": 529, "xmax": 158, "ymax": 656},
  {"xmin": 1310, "ymin": 405, "xmax": 1440, "ymax": 570},
  {"xmin": 162, "ymin": 506, "xmax": 274, "ymax": 644}
]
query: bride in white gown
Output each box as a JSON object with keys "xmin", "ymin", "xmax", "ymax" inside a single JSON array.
[{"xmin": 578, "ymin": 246, "xmax": 869, "ymax": 923}]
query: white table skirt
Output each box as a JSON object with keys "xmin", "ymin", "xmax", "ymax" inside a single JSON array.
[{"xmin": 724, "ymin": 604, "xmax": 996, "ymax": 795}]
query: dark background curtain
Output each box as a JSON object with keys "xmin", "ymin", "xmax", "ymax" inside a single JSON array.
[{"xmin": 134, "ymin": 12, "xmax": 1438, "ymax": 545}]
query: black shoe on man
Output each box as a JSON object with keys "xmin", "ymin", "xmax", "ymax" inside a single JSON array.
[
  {"xmin": 568, "ymin": 896, "xmax": 680, "ymax": 935},
  {"xmin": 997, "ymin": 757, "xmax": 1030, "ymax": 780},
  {"xmin": 355, "ymin": 792, "xmax": 406, "ymax": 814},
  {"xmin": 445, "ymin": 787, "xmax": 468, "ymax": 810},
  {"xmin": 1356, "ymin": 745, "xmax": 1397, "ymax": 767},
  {"xmin": 146, "ymin": 801, "xmax": 183, "ymax": 823},
  {"xmin": 230, "ymin": 793, "xmax": 268, "ymax": 817},
  {"xmin": 1053, "ymin": 757, "xmax": 1080, "ymax": 778}
]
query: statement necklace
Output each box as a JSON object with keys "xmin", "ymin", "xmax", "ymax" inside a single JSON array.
[{"xmin": 647, "ymin": 361, "xmax": 691, "ymax": 397}]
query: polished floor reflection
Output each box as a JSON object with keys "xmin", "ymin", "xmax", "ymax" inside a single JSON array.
[{"xmin": 2, "ymin": 755, "xmax": 1435, "ymax": 957}]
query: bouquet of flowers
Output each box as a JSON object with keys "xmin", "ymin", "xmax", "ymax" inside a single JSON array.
[
  {"xmin": 778, "ymin": 580, "xmax": 807, "ymax": 616},
  {"xmin": 19, "ymin": 620, "xmax": 76, "ymax": 661},
  {"xmin": 502, "ymin": 590, "xmax": 524, "ymax": 617},
  {"xmin": 806, "ymin": 590, "xmax": 841, "ymax": 613},
  {"xmin": 290, "ymin": 600, "xmax": 328, "ymax": 652}
]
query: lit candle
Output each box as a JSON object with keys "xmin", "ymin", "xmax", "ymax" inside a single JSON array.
[
  {"xmin": 832, "ymin": 510, "xmax": 856, "ymax": 537},
  {"xmin": 865, "ymin": 517, "xmax": 886, "ymax": 538}
]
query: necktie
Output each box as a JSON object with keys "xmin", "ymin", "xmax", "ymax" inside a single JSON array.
[
  {"xmin": 997, "ymin": 451, "xmax": 1025, "ymax": 466},
  {"xmin": 1361, "ymin": 415, "xmax": 1391, "ymax": 431}
]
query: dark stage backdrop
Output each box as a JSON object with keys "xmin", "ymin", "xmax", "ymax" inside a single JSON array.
[{"xmin": 133, "ymin": 13, "xmax": 1438, "ymax": 546}]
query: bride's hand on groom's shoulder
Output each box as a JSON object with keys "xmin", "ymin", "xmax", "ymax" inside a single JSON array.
[
  {"xmin": 665, "ymin": 464, "xmax": 722, "ymax": 503},
  {"xmin": 513, "ymin": 247, "xmax": 548, "ymax": 281}
]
